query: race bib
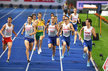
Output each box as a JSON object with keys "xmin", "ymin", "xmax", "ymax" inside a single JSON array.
[
  {"xmin": 38, "ymin": 26, "xmax": 44, "ymax": 30},
  {"xmin": 85, "ymin": 35, "xmax": 91, "ymax": 40}
]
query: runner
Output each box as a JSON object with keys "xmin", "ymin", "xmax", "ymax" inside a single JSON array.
[
  {"xmin": 63, "ymin": 1, "xmax": 68, "ymax": 15},
  {"xmin": 46, "ymin": 16, "xmax": 59, "ymax": 61},
  {"xmin": 21, "ymin": 16, "xmax": 34, "ymax": 63},
  {"xmin": 0, "ymin": 17, "xmax": 17, "ymax": 62},
  {"xmin": 32, "ymin": 13, "xmax": 37, "ymax": 23},
  {"xmin": 69, "ymin": 8, "xmax": 80, "ymax": 44},
  {"xmin": 34, "ymin": 12, "xmax": 45, "ymax": 54},
  {"xmin": 60, "ymin": 16, "xmax": 74, "ymax": 59},
  {"xmin": 79, "ymin": 19, "xmax": 96, "ymax": 67}
]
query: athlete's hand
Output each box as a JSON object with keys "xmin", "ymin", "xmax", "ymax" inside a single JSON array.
[
  {"xmin": 47, "ymin": 19, "xmax": 50, "ymax": 23},
  {"xmin": 2, "ymin": 35, "xmax": 5, "ymax": 38},
  {"xmin": 46, "ymin": 23, "xmax": 49, "ymax": 26},
  {"xmin": 21, "ymin": 32, "xmax": 23, "ymax": 35},
  {"xmin": 29, "ymin": 33, "xmax": 33, "ymax": 36},
  {"xmin": 68, "ymin": 27, "xmax": 71, "ymax": 31},
  {"xmin": 43, "ymin": 34, "xmax": 45, "ymax": 38},
  {"xmin": 79, "ymin": 36, "xmax": 81, "ymax": 40},
  {"xmin": 57, "ymin": 32, "xmax": 59, "ymax": 37},
  {"xmin": 60, "ymin": 32, "xmax": 62, "ymax": 35},
  {"xmin": 15, "ymin": 34, "xmax": 17, "ymax": 37},
  {"xmin": 74, "ymin": 20, "xmax": 77, "ymax": 23},
  {"xmin": 71, "ymin": 20, "xmax": 74, "ymax": 23},
  {"xmin": 72, "ymin": 31, "xmax": 74, "ymax": 35}
]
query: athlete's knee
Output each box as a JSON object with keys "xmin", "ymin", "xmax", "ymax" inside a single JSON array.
[
  {"xmin": 40, "ymin": 36, "xmax": 44, "ymax": 40},
  {"xmin": 56, "ymin": 39, "xmax": 60, "ymax": 46},
  {"xmin": 26, "ymin": 47, "xmax": 29, "ymax": 51},
  {"xmin": 63, "ymin": 42, "xmax": 66, "ymax": 47},
  {"xmin": 48, "ymin": 44, "xmax": 52, "ymax": 48},
  {"xmin": 29, "ymin": 47, "xmax": 33, "ymax": 51},
  {"xmin": 67, "ymin": 46, "xmax": 70, "ymax": 50},
  {"xmin": 84, "ymin": 47, "xmax": 88, "ymax": 52},
  {"xmin": 88, "ymin": 51, "xmax": 91, "ymax": 56},
  {"xmin": 8, "ymin": 47, "xmax": 11, "ymax": 50},
  {"xmin": 75, "ymin": 31, "xmax": 77, "ymax": 35},
  {"xmin": 56, "ymin": 42, "xmax": 59, "ymax": 46}
]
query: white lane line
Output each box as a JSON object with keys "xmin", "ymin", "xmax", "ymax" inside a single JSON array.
[
  {"xmin": 0, "ymin": 8, "xmax": 6, "ymax": 12},
  {"xmin": 25, "ymin": 9, "xmax": 46, "ymax": 71},
  {"xmin": 56, "ymin": 9, "xmax": 63, "ymax": 71},
  {"xmin": 13, "ymin": 9, "xmax": 26, "ymax": 21},
  {"xmin": 0, "ymin": 9, "xmax": 26, "ymax": 59},
  {"xmin": 59, "ymin": 37, "xmax": 63, "ymax": 71},
  {"xmin": 43, "ymin": 9, "xmax": 47, "ymax": 20},
  {"xmin": 0, "ymin": 8, "xmax": 16, "ymax": 19}
]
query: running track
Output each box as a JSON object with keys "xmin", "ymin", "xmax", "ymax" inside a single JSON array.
[{"xmin": 0, "ymin": 8, "xmax": 96, "ymax": 71}]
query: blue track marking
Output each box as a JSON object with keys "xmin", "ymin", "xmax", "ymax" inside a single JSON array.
[{"xmin": 0, "ymin": 8, "xmax": 96, "ymax": 71}]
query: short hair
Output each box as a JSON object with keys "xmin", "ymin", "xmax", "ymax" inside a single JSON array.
[
  {"xmin": 28, "ymin": 16, "xmax": 32, "ymax": 18},
  {"xmin": 32, "ymin": 14, "xmax": 36, "ymax": 17},
  {"xmin": 38, "ymin": 12, "xmax": 42, "ymax": 15},
  {"xmin": 74, "ymin": 8, "xmax": 77, "ymax": 10},
  {"xmin": 8, "ymin": 17, "xmax": 12, "ymax": 19},
  {"xmin": 54, "ymin": 16, "xmax": 57, "ymax": 17},
  {"xmin": 86, "ymin": 18, "xmax": 92, "ymax": 24},
  {"xmin": 51, "ymin": 13, "xmax": 54, "ymax": 15},
  {"xmin": 65, "ymin": 16, "xmax": 69, "ymax": 19}
]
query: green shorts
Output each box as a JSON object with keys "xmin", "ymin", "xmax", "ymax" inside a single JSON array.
[{"xmin": 36, "ymin": 32, "xmax": 43, "ymax": 40}]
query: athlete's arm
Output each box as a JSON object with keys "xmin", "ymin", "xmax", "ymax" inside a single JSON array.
[
  {"xmin": 12, "ymin": 25, "xmax": 17, "ymax": 37},
  {"xmin": 56, "ymin": 24, "xmax": 59, "ymax": 36},
  {"xmin": 69, "ymin": 14, "xmax": 72, "ymax": 22},
  {"xmin": 0, "ymin": 24, "xmax": 6, "ymax": 37},
  {"xmin": 92, "ymin": 27, "xmax": 96, "ymax": 38},
  {"xmin": 70, "ymin": 24, "xmax": 75, "ymax": 32},
  {"xmin": 60, "ymin": 25, "xmax": 63, "ymax": 35},
  {"xmin": 78, "ymin": 15, "xmax": 80, "ymax": 24},
  {"xmin": 43, "ymin": 20, "xmax": 45, "ymax": 25},
  {"xmin": 79, "ymin": 27, "xmax": 84, "ymax": 40},
  {"xmin": 43, "ymin": 25, "xmax": 45, "ymax": 37},
  {"xmin": 69, "ymin": 15, "xmax": 74, "ymax": 23},
  {"xmin": 47, "ymin": 19, "xmax": 50, "ymax": 23},
  {"xmin": 21, "ymin": 23, "xmax": 26, "ymax": 35},
  {"xmin": 45, "ymin": 22, "xmax": 49, "ymax": 29}
]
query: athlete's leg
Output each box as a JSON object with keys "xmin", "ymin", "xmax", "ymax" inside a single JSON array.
[
  {"xmin": 74, "ymin": 31, "xmax": 77, "ymax": 44},
  {"xmin": 84, "ymin": 47, "xmax": 88, "ymax": 53},
  {"xmin": 2, "ymin": 38, "xmax": 7, "ymax": 51},
  {"xmin": 39, "ymin": 35, "xmax": 44, "ymax": 52},
  {"xmin": 48, "ymin": 43, "xmax": 53, "ymax": 49},
  {"xmin": 7, "ymin": 42, "xmax": 12, "ymax": 60},
  {"xmin": 62, "ymin": 41, "xmax": 66, "ymax": 57},
  {"xmin": 29, "ymin": 42, "xmax": 34, "ymax": 51},
  {"xmin": 67, "ymin": 46, "xmax": 70, "ymax": 52},
  {"xmin": 37, "ymin": 40, "xmax": 39, "ymax": 50},
  {"xmin": 88, "ymin": 51, "xmax": 91, "ymax": 62},
  {"xmin": 2, "ymin": 43, "xmax": 7, "ymax": 51},
  {"xmin": 52, "ymin": 46, "xmax": 56, "ymax": 57},
  {"xmin": 34, "ymin": 39, "xmax": 37, "ymax": 51},
  {"xmin": 24, "ymin": 40, "xmax": 30, "ymax": 60},
  {"xmin": 56, "ymin": 38, "xmax": 60, "ymax": 46}
]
